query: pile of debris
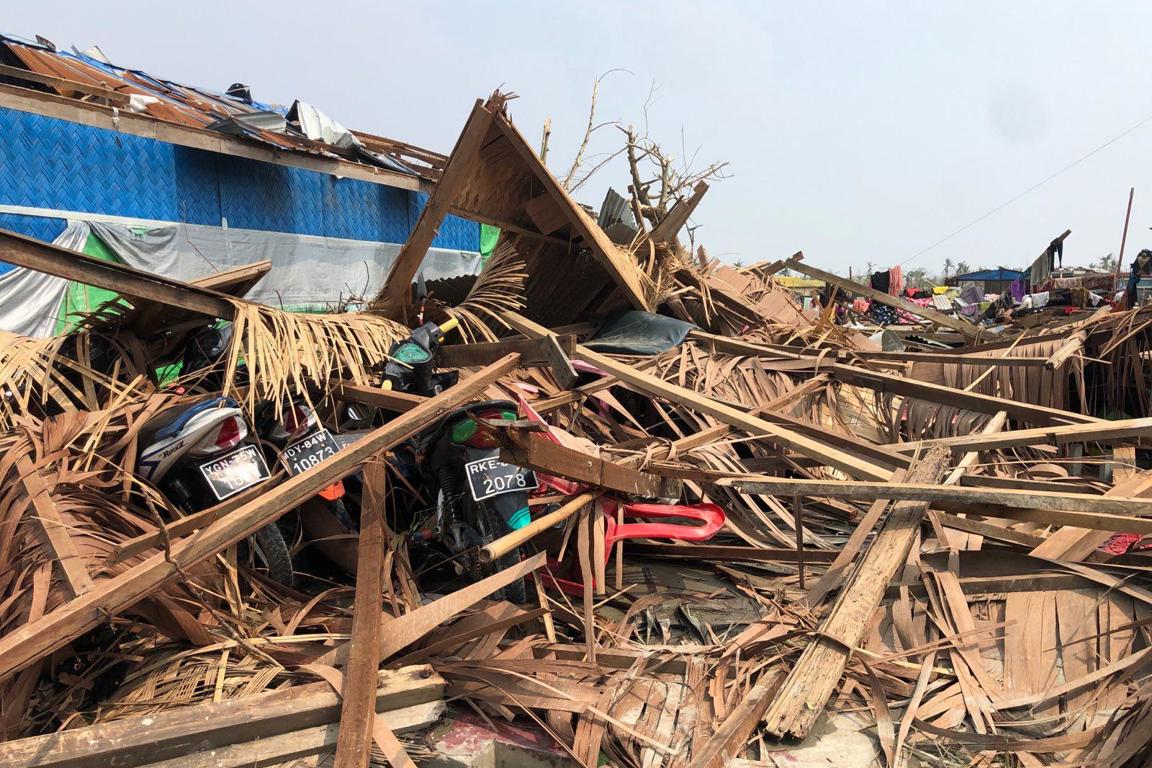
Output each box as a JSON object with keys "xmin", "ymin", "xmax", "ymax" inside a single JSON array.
[{"xmin": 0, "ymin": 91, "xmax": 1150, "ymax": 768}]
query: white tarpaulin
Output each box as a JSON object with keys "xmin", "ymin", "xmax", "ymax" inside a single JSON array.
[
  {"xmin": 0, "ymin": 222, "xmax": 88, "ymax": 337},
  {"xmin": 0, "ymin": 217, "xmax": 483, "ymax": 335}
]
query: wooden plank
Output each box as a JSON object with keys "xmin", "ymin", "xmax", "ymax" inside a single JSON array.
[
  {"xmin": 931, "ymin": 512, "xmax": 1046, "ymax": 548},
  {"xmin": 129, "ymin": 260, "xmax": 272, "ymax": 330},
  {"xmin": 719, "ymin": 477, "xmax": 1152, "ymax": 518},
  {"xmin": 763, "ymin": 449, "xmax": 949, "ymax": 739},
  {"xmin": 888, "ymin": 417, "xmax": 1149, "ymax": 454},
  {"xmin": 0, "ymin": 227, "xmax": 235, "ymax": 319},
  {"xmin": 958, "ymin": 474, "xmax": 1101, "ymax": 495},
  {"xmin": 312, "ymin": 551, "xmax": 549, "ymax": 666},
  {"xmin": 17, "ymin": 457, "xmax": 94, "ymax": 599},
  {"xmin": 782, "ymin": 256, "xmax": 980, "ymax": 337},
  {"xmin": 333, "ymin": 459, "xmax": 390, "ymax": 768},
  {"xmin": 308, "ymin": 666, "xmax": 416, "ymax": 768},
  {"xmin": 496, "ymin": 427, "xmax": 681, "ymax": 498},
  {"xmin": 333, "ymin": 382, "xmax": 427, "ymax": 413},
  {"xmin": 0, "ymin": 84, "xmax": 426, "ymax": 193},
  {"xmin": 375, "ymin": 100, "xmax": 495, "ymax": 313},
  {"xmin": 847, "ymin": 350, "xmax": 1050, "ymax": 367},
  {"xmin": 502, "ymin": 311, "xmax": 580, "ymax": 388},
  {"xmin": 0, "ymin": 356, "xmax": 520, "ymax": 684},
  {"xmin": 107, "ymin": 480, "xmax": 274, "ymax": 564},
  {"xmin": 0, "ymin": 62, "xmax": 131, "ymax": 105},
  {"xmin": 558, "ymin": 343, "xmax": 892, "ymax": 481},
  {"xmin": 134, "ymin": 704, "xmax": 443, "ymax": 768},
  {"xmin": 438, "ymin": 335, "xmax": 577, "ymax": 368},
  {"xmin": 646, "ymin": 181, "xmax": 708, "ymax": 244},
  {"xmin": 830, "ymin": 363, "xmax": 1099, "ymax": 426},
  {"xmin": 805, "ymin": 469, "xmax": 909, "ymax": 607},
  {"xmin": 627, "ymin": 542, "xmax": 839, "ymax": 564},
  {"xmin": 0, "ymin": 666, "xmax": 443, "ymax": 768}
]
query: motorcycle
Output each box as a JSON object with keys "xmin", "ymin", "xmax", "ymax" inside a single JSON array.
[
  {"xmin": 181, "ymin": 321, "xmax": 356, "ymax": 526},
  {"xmin": 407, "ymin": 400, "xmax": 537, "ymax": 603},
  {"xmin": 134, "ymin": 395, "xmax": 294, "ymax": 585}
]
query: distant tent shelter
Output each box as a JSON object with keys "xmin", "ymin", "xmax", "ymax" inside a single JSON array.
[{"xmin": 944, "ymin": 268, "xmax": 1025, "ymax": 295}]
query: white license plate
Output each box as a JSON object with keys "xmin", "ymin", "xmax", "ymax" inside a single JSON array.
[
  {"xmin": 465, "ymin": 456, "xmax": 538, "ymax": 501},
  {"xmin": 282, "ymin": 429, "xmax": 341, "ymax": 476},
  {"xmin": 199, "ymin": 445, "xmax": 271, "ymax": 501}
]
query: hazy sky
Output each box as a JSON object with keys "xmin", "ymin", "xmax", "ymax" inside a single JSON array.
[{"xmin": 7, "ymin": 1, "xmax": 1152, "ymax": 274}]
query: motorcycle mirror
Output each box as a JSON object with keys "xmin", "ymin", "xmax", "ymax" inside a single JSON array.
[{"xmin": 415, "ymin": 272, "xmax": 427, "ymax": 303}]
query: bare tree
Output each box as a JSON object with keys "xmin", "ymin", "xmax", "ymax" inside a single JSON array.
[
  {"xmin": 559, "ymin": 69, "xmax": 631, "ymax": 192},
  {"xmin": 556, "ymin": 74, "xmax": 729, "ymax": 233}
]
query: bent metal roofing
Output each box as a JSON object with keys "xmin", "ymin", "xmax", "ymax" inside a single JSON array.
[{"xmin": 0, "ymin": 34, "xmax": 446, "ymax": 190}]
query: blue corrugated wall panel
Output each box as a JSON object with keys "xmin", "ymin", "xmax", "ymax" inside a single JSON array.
[
  {"xmin": 407, "ymin": 191, "xmax": 479, "ymax": 250},
  {"xmin": 0, "ymin": 213, "xmax": 67, "ymax": 274},
  {"xmin": 0, "ymin": 107, "xmax": 479, "ymax": 251}
]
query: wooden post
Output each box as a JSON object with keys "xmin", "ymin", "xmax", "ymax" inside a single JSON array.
[
  {"xmin": 762, "ymin": 449, "xmax": 950, "ymax": 739},
  {"xmin": 793, "ymin": 493, "xmax": 805, "ymax": 590},
  {"xmin": 375, "ymin": 101, "xmax": 495, "ymax": 316},
  {"xmin": 1114, "ymin": 187, "xmax": 1135, "ymax": 285},
  {"xmin": 334, "ymin": 457, "xmax": 390, "ymax": 768}
]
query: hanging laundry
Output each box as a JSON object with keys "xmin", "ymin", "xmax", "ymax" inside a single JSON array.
[
  {"xmin": 870, "ymin": 271, "xmax": 890, "ymax": 294},
  {"xmin": 888, "ymin": 265, "xmax": 903, "ymax": 296},
  {"xmin": 1009, "ymin": 276, "xmax": 1028, "ymax": 302},
  {"xmin": 1029, "ymin": 237, "xmax": 1063, "ymax": 289}
]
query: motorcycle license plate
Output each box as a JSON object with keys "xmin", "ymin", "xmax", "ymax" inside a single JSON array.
[
  {"xmin": 465, "ymin": 456, "xmax": 538, "ymax": 501},
  {"xmin": 199, "ymin": 445, "xmax": 271, "ymax": 501},
  {"xmin": 282, "ymin": 429, "xmax": 341, "ymax": 476}
]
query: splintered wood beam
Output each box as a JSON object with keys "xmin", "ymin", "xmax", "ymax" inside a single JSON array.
[
  {"xmin": 333, "ymin": 382, "xmax": 428, "ymax": 413},
  {"xmin": 311, "ymin": 551, "xmax": 549, "ymax": 666},
  {"xmin": 496, "ymin": 426, "xmax": 681, "ymax": 498},
  {"xmin": 763, "ymin": 449, "xmax": 950, "ymax": 739},
  {"xmin": 781, "ymin": 256, "xmax": 980, "ymax": 337},
  {"xmin": 0, "ymin": 356, "xmax": 520, "ymax": 684},
  {"xmin": 375, "ymin": 100, "xmax": 495, "ymax": 315},
  {"xmin": 830, "ymin": 363, "xmax": 1100, "ymax": 426},
  {"xmin": 0, "ymin": 227, "xmax": 236, "ymax": 319},
  {"xmin": 686, "ymin": 671, "xmax": 785, "ymax": 768},
  {"xmin": 566, "ymin": 345, "xmax": 892, "ymax": 481},
  {"xmin": 888, "ymin": 416, "xmax": 1149, "ymax": 454},
  {"xmin": 646, "ymin": 180, "xmax": 708, "ymax": 245},
  {"xmin": 17, "ymin": 457, "xmax": 94, "ymax": 599},
  {"xmin": 334, "ymin": 458, "xmax": 390, "ymax": 768},
  {"xmin": 502, "ymin": 311, "xmax": 580, "ymax": 388}
]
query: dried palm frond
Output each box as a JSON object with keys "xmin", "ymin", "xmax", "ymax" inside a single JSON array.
[
  {"xmin": 442, "ymin": 238, "xmax": 528, "ymax": 342},
  {"xmin": 0, "ymin": 330, "xmax": 148, "ymax": 430},
  {"xmin": 210, "ymin": 301, "xmax": 409, "ymax": 415}
]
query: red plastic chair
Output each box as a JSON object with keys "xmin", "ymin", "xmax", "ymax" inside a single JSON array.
[{"xmin": 539, "ymin": 498, "xmax": 726, "ymax": 596}]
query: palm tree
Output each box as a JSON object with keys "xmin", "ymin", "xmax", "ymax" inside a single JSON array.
[
  {"xmin": 943, "ymin": 258, "xmax": 955, "ymax": 280},
  {"xmin": 955, "ymin": 260, "xmax": 971, "ymax": 276}
]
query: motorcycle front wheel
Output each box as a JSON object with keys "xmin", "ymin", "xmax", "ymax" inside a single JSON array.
[
  {"xmin": 251, "ymin": 524, "xmax": 295, "ymax": 587},
  {"xmin": 476, "ymin": 505, "xmax": 526, "ymax": 604}
]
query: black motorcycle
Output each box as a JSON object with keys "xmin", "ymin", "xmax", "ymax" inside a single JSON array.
[{"xmin": 406, "ymin": 400, "xmax": 537, "ymax": 603}]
